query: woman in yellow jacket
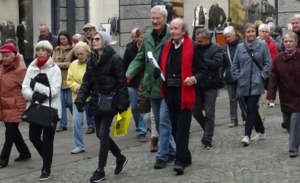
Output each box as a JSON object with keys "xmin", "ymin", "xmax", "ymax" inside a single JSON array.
[
  {"xmin": 52, "ymin": 31, "xmax": 74, "ymax": 132},
  {"xmin": 67, "ymin": 41, "xmax": 95, "ymax": 154}
]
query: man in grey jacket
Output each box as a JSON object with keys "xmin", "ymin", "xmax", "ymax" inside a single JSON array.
[{"xmin": 193, "ymin": 28, "xmax": 223, "ymax": 149}]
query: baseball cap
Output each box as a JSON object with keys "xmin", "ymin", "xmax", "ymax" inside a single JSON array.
[
  {"xmin": 0, "ymin": 44, "xmax": 18, "ymax": 55},
  {"xmin": 83, "ymin": 23, "xmax": 96, "ymax": 30}
]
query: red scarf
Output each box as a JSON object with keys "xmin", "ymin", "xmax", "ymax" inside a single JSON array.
[
  {"xmin": 36, "ymin": 55, "xmax": 50, "ymax": 68},
  {"xmin": 160, "ymin": 36, "xmax": 195, "ymax": 110}
]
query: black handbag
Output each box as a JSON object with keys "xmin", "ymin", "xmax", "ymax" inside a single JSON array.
[
  {"xmin": 93, "ymin": 70, "xmax": 116, "ymax": 114},
  {"xmin": 244, "ymin": 43, "xmax": 269, "ymax": 90},
  {"xmin": 21, "ymin": 86, "xmax": 60, "ymax": 129}
]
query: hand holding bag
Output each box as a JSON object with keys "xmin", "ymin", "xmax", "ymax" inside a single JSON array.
[
  {"xmin": 244, "ymin": 42, "xmax": 269, "ymax": 90},
  {"xmin": 21, "ymin": 86, "xmax": 59, "ymax": 129}
]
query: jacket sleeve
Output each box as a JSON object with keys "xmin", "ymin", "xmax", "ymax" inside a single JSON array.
[
  {"xmin": 126, "ymin": 42, "xmax": 145, "ymax": 79},
  {"xmin": 261, "ymin": 43, "xmax": 272, "ymax": 79},
  {"xmin": 122, "ymin": 47, "xmax": 132, "ymax": 72},
  {"xmin": 270, "ymin": 43, "xmax": 278, "ymax": 61},
  {"xmin": 205, "ymin": 46, "xmax": 223, "ymax": 70},
  {"xmin": 76, "ymin": 62, "xmax": 93, "ymax": 103},
  {"xmin": 22, "ymin": 67, "xmax": 34, "ymax": 100},
  {"xmin": 193, "ymin": 44, "xmax": 209, "ymax": 84},
  {"xmin": 114, "ymin": 55, "xmax": 130, "ymax": 111},
  {"xmin": 221, "ymin": 46, "xmax": 227, "ymax": 76},
  {"xmin": 33, "ymin": 66, "xmax": 62, "ymax": 98},
  {"xmin": 231, "ymin": 46, "xmax": 241, "ymax": 81},
  {"xmin": 66, "ymin": 62, "xmax": 80, "ymax": 93},
  {"xmin": 266, "ymin": 61, "xmax": 278, "ymax": 100}
]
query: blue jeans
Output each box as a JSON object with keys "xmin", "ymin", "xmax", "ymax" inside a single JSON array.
[
  {"xmin": 59, "ymin": 89, "xmax": 73, "ymax": 127},
  {"xmin": 128, "ymin": 87, "xmax": 148, "ymax": 135},
  {"xmin": 150, "ymin": 98, "xmax": 176, "ymax": 162},
  {"xmin": 72, "ymin": 103, "xmax": 95, "ymax": 148}
]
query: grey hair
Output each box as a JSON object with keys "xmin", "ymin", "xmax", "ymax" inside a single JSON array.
[
  {"xmin": 39, "ymin": 23, "xmax": 49, "ymax": 30},
  {"xmin": 195, "ymin": 28, "xmax": 210, "ymax": 39},
  {"xmin": 265, "ymin": 17, "xmax": 274, "ymax": 24},
  {"xmin": 36, "ymin": 40, "xmax": 53, "ymax": 54},
  {"xmin": 258, "ymin": 24, "xmax": 270, "ymax": 32},
  {"xmin": 244, "ymin": 23, "xmax": 256, "ymax": 31},
  {"xmin": 283, "ymin": 31, "xmax": 298, "ymax": 43},
  {"xmin": 5, "ymin": 38, "xmax": 17, "ymax": 47},
  {"xmin": 223, "ymin": 26, "xmax": 236, "ymax": 35},
  {"xmin": 268, "ymin": 22, "xmax": 276, "ymax": 29},
  {"xmin": 182, "ymin": 20, "xmax": 189, "ymax": 37},
  {"xmin": 151, "ymin": 5, "xmax": 168, "ymax": 18},
  {"xmin": 291, "ymin": 14, "xmax": 300, "ymax": 22},
  {"xmin": 72, "ymin": 33, "xmax": 82, "ymax": 40},
  {"xmin": 94, "ymin": 31, "xmax": 112, "ymax": 48},
  {"xmin": 73, "ymin": 45, "xmax": 89, "ymax": 54}
]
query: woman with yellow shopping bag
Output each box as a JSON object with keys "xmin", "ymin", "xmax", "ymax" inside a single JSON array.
[{"xmin": 75, "ymin": 31, "xmax": 129, "ymax": 183}]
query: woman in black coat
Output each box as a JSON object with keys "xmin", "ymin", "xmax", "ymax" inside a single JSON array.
[{"xmin": 75, "ymin": 31, "xmax": 129, "ymax": 183}]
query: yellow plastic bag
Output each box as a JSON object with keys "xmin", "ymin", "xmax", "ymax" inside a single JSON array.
[{"xmin": 113, "ymin": 109, "xmax": 131, "ymax": 137}]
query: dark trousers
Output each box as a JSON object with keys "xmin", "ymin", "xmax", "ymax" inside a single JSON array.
[
  {"xmin": 94, "ymin": 114, "xmax": 121, "ymax": 169},
  {"xmin": 243, "ymin": 95, "xmax": 265, "ymax": 137},
  {"xmin": 0, "ymin": 123, "xmax": 30, "ymax": 163},
  {"xmin": 29, "ymin": 123, "xmax": 56, "ymax": 174},
  {"xmin": 193, "ymin": 88, "xmax": 218, "ymax": 142},
  {"xmin": 168, "ymin": 103, "xmax": 192, "ymax": 167}
]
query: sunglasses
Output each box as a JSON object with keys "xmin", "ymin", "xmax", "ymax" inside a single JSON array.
[{"xmin": 91, "ymin": 37, "xmax": 101, "ymax": 42}]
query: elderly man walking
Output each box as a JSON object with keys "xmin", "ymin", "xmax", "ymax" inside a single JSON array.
[{"xmin": 126, "ymin": 5, "xmax": 176, "ymax": 169}]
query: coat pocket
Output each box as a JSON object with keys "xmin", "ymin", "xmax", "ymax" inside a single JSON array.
[{"xmin": 1, "ymin": 97, "xmax": 16, "ymax": 109}]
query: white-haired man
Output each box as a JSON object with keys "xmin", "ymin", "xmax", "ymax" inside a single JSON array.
[
  {"xmin": 222, "ymin": 26, "xmax": 247, "ymax": 128},
  {"xmin": 291, "ymin": 14, "xmax": 300, "ymax": 49},
  {"xmin": 126, "ymin": 5, "xmax": 176, "ymax": 169}
]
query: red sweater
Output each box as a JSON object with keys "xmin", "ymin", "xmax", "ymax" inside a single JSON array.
[{"xmin": 265, "ymin": 36, "xmax": 278, "ymax": 61}]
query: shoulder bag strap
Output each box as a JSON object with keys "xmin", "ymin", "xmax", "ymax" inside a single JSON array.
[
  {"xmin": 226, "ymin": 45, "xmax": 232, "ymax": 64},
  {"xmin": 243, "ymin": 42, "xmax": 263, "ymax": 71}
]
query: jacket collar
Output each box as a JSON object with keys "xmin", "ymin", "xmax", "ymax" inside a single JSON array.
[
  {"xmin": 90, "ymin": 45, "xmax": 116, "ymax": 68},
  {"xmin": 29, "ymin": 56, "xmax": 56, "ymax": 70},
  {"xmin": 146, "ymin": 25, "xmax": 170, "ymax": 49},
  {"xmin": 283, "ymin": 48, "xmax": 300, "ymax": 62}
]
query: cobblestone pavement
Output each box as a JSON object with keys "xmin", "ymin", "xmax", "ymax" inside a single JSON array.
[{"xmin": 0, "ymin": 90, "xmax": 300, "ymax": 183}]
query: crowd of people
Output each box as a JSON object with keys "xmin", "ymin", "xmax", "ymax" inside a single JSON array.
[{"xmin": 0, "ymin": 4, "xmax": 300, "ymax": 183}]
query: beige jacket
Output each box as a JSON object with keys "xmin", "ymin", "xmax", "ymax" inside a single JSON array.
[{"xmin": 52, "ymin": 45, "xmax": 73, "ymax": 89}]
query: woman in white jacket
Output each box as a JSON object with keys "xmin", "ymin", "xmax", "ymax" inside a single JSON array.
[{"xmin": 22, "ymin": 40, "xmax": 62, "ymax": 181}]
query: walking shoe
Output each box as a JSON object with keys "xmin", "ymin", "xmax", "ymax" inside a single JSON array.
[
  {"xmin": 39, "ymin": 173, "xmax": 51, "ymax": 181},
  {"xmin": 0, "ymin": 159, "xmax": 7, "ymax": 168},
  {"xmin": 56, "ymin": 126, "xmax": 67, "ymax": 132},
  {"xmin": 173, "ymin": 164, "xmax": 184, "ymax": 175},
  {"xmin": 241, "ymin": 136, "xmax": 250, "ymax": 146},
  {"xmin": 269, "ymin": 102, "xmax": 275, "ymax": 107},
  {"xmin": 228, "ymin": 122, "xmax": 238, "ymax": 128},
  {"xmin": 251, "ymin": 133, "xmax": 266, "ymax": 141},
  {"xmin": 150, "ymin": 137, "xmax": 158, "ymax": 152},
  {"xmin": 138, "ymin": 134, "xmax": 147, "ymax": 142},
  {"xmin": 167, "ymin": 154, "xmax": 176, "ymax": 163},
  {"xmin": 289, "ymin": 151, "xmax": 298, "ymax": 158},
  {"xmin": 154, "ymin": 159, "xmax": 167, "ymax": 169},
  {"xmin": 86, "ymin": 127, "xmax": 95, "ymax": 134},
  {"xmin": 71, "ymin": 147, "xmax": 86, "ymax": 154},
  {"xmin": 203, "ymin": 141, "xmax": 212, "ymax": 150},
  {"xmin": 115, "ymin": 155, "xmax": 128, "ymax": 175},
  {"xmin": 14, "ymin": 153, "xmax": 31, "ymax": 162},
  {"xmin": 90, "ymin": 169, "xmax": 105, "ymax": 182},
  {"xmin": 281, "ymin": 122, "xmax": 287, "ymax": 129}
]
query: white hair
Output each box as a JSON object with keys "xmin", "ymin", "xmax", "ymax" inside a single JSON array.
[
  {"xmin": 291, "ymin": 14, "xmax": 300, "ymax": 22},
  {"xmin": 223, "ymin": 26, "xmax": 236, "ymax": 35},
  {"xmin": 36, "ymin": 40, "xmax": 53, "ymax": 54},
  {"xmin": 72, "ymin": 33, "xmax": 82, "ymax": 40},
  {"xmin": 258, "ymin": 24, "xmax": 270, "ymax": 32},
  {"xmin": 268, "ymin": 22, "xmax": 275, "ymax": 29},
  {"xmin": 151, "ymin": 5, "xmax": 168, "ymax": 18}
]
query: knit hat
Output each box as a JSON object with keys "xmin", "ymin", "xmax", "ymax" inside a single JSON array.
[
  {"xmin": 0, "ymin": 44, "xmax": 18, "ymax": 55},
  {"xmin": 74, "ymin": 41, "xmax": 90, "ymax": 53}
]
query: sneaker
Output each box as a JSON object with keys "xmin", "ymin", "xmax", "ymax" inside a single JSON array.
[
  {"xmin": 39, "ymin": 173, "xmax": 51, "ymax": 181},
  {"xmin": 203, "ymin": 141, "xmax": 212, "ymax": 150},
  {"xmin": 71, "ymin": 147, "xmax": 86, "ymax": 154},
  {"xmin": 90, "ymin": 169, "xmax": 105, "ymax": 182},
  {"xmin": 289, "ymin": 151, "xmax": 298, "ymax": 158},
  {"xmin": 228, "ymin": 122, "xmax": 238, "ymax": 128},
  {"xmin": 251, "ymin": 133, "xmax": 266, "ymax": 141},
  {"xmin": 241, "ymin": 136, "xmax": 250, "ymax": 146},
  {"xmin": 138, "ymin": 134, "xmax": 147, "ymax": 142},
  {"xmin": 269, "ymin": 103, "xmax": 275, "ymax": 107},
  {"xmin": 173, "ymin": 164, "xmax": 184, "ymax": 175},
  {"xmin": 167, "ymin": 154, "xmax": 176, "ymax": 163},
  {"xmin": 154, "ymin": 159, "xmax": 167, "ymax": 169},
  {"xmin": 115, "ymin": 155, "xmax": 128, "ymax": 175},
  {"xmin": 14, "ymin": 153, "xmax": 31, "ymax": 162},
  {"xmin": 0, "ymin": 159, "xmax": 7, "ymax": 168}
]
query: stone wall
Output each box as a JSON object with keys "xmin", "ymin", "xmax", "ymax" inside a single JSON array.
[
  {"xmin": 119, "ymin": 0, "xmax": 152, "ymax": 47},
  {"xmin": 278, "ymin": 0, "xmax": 300, "ymax": 28}
]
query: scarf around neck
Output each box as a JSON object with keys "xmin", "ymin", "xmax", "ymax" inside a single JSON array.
[
  {"xmin": 160, "ymin": 36, "xmax": 195, "ymax": 110},
  {"xmin": 36, "ymin": 55, "xmax": 50, "ymax": 68}
]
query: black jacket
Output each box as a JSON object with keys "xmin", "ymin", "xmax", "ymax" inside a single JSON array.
[
  {"xmin": 123, "ymin": 43, "xmax": 142, "ymax": 88},
  {"xmin": 201, "ymin": 42, "xmax": 224, "ymax": 89},
  {"xmin": 222, "ymin": 38, "xmax": 243, "ymax": 83},
  {"xmin": 76, "ymin": 45, "xmax": 129, "ymax": 116}
]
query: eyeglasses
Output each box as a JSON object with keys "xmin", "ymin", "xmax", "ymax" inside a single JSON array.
[{"xmin": 91, "ymin": 37, "xmax": 101, "ymax": 42}]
